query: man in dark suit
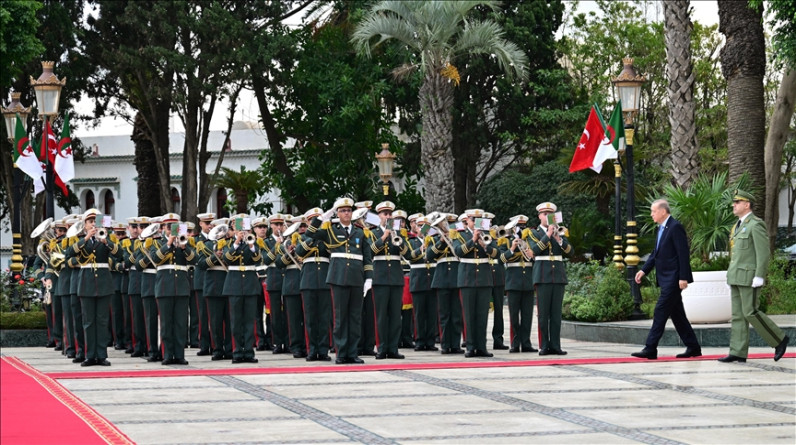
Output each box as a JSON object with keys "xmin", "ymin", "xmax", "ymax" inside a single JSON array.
[{"xmin": 632, "ymin": 199, "xmax": 701, "ymax": 360}]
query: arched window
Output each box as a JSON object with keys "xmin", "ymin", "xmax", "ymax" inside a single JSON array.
[
  {"xmin": 103, "ymin": 190, "xmax": 115, "ymax": 217},
  {"xmin": 171, "ymin": 187, "xmax": 181, "ymax": 214},
  {"xmin": 216, "ymin": 188, "xmax": 229, "ymax": 218},
  {"xmin": 85, "ymin": 190, "xmax": 95, "ymax": 211}
]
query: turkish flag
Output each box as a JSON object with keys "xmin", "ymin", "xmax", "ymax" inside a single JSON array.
[{"xmin": 569, "ymin": 107, "xmax": 606, "ymax": 173}]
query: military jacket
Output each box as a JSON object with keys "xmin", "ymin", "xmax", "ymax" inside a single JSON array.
[
  {"xmin": 295, "ymin": 233, "xmax": 330, "ymax": 291},
  {"xmin": 528, "ymin": 226, "xmax": 572, "ymax": 284},
  {"xmin": 123, "ymin": 238, "xmax": 142, "ymax": 295},
  {"xmin": 72, "ymin": 235, "xmax": 120, "ymax": 297},
  {"xmin": 489, "ymin": 236, "xmax": 507, "ymax": 287},
  {"xmin": 369, "ymin": 226, "xmax": 409, "ymax": 286},
  {"xmin": 262, "ymin": 235, "xmax": 285, "ymax": 291},
  {"xmin": 222, "ymin": 238, "xmax": 263, "ymax": 296},
  {"xmin": 453, "ymin": 229, "xmax": 499, "ymax": 288},
  {"xmin": 192, "ymin": 232, "xmax": 209, "ymax": 291},
  {"xmin": 49, "ymin": 236, "xmax": 70, "ymax": 296},
  {"xmin": 66, "ymin": 239, "xmax": 85, "ymax": 296},
  {"xmin": 136, "ymin": 237, "xmax": 159, "ymax": 297},
  {"xmin": 426, "ymin": 234, "xmax": 459, "ymax": 289},
  {"xmin": 727, "ymin": 213, "xmax": 770, "ymax": 286},
  {"xmin": 499, "ymin": 236, "xmax": 534, "ymax": 291},
  {"xmin": 196, "ymin": 238, "xmax": 228, "ymax": 296},
  {"xmin": 308, "ymin": 218, "xmax": 373, "ymax": 286},
  {"xmin": 151, "ymin": 238, "xmax": 195, "ymax": 297},
  {"xmin": 404, "ymin": 235, "xmax": 435, "ymax": 292}
]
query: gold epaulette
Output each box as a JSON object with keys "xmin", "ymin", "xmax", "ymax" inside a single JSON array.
[
  {"xmin": 196, "ymin": 240, "xmax": 206, "ymax": 252},
  {"xmin": 291, "ymin": 232, "xmax": 300, "ymax": 245},
  {"xmin": 521, "ymin": 228, "xmax": 532, "ymax": 239},
  {"xmin": 497, "ymin": 237, "xmax": 508, "ymax": 247},
  {"xmin": 121, "ymin": 238, "xmax": 132, "ymax": 249},
  {"xmin": 400, "ymin": 228, "xmax": 408, "ymax": 238},
  {"xmin": 134, "ymin": 239, "xmax": 141, "ymax": 249},
  {"xmin": 424, "ymin": 235, "xmax": 433, "ymax": 247},
  {"xmin": 363, "ymin": 228, "xmax": 372, "ymax": 238},
  {"xmin": 110, "ymin": 233, "xmax": 119, "ymax": 243},
  {"xmin": 144, "ymin": 238, "xmax": 153, "ymax": 250},
  {"xmin": 217, "ymin": 239, "xmax": 227, "ymax": 250},
  {"xmin": 49, "ymin": 239, "xmax": 58, "ymax": 250},
  {"xmin": 449, "ymin": 229, "xmax": 459, "ymax": 240},
  {"xmin": 61, "ymin": 238, "xmax": 69, "ymax": 249},
  {"xmin": 188, "ymin": 237, "xmax": 196, "ymax": 248},
  {"xmin": 321, "ymin": 221, "xmax": 331, "ymax": 230},
  {"xmin": 256, "ymin": 238, "xmax": 266, "ymax": 249}
]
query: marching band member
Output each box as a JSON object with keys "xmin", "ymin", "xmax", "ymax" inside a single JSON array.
[
  {"xmin": 499, "ymin": 215, "xmax": 538, "ymax": 353},
  {"xmin": 65, "ymin": 216, "xmax": 87, "ymax": 363},
  {"xmin": 124, "ymin": 217, "xmax": 147, "ymax": 357},
  {"xmin": 263, "ymin": 213, "xmax": 289, "ymax": 354},
  {"xmin": 193, "ymin": 213, "xmax": 215, "ymax": 356},
  {"xmin": 404, "ymin": 214, "xmax": 438, "ymax": 352},
  {"xmin": 276, "ymin": 215, "xmax": 307, "ymax": 358},
  {"xmin": 354, "ymin": 200, "xmax": 377, "ymax": 357},
  {"xmin": 485, "ymin": 212, "xmax": 508, "ymax": 351},
  {"xmin": 223, "ymin": 215, "xmax": 262, "ymax": 363},
  {"xmin": 393, "ymin": 209, "xmax": 415, "ymax": 349},
  {"xmin": 252, "ymin": 217, "xmax": 271, "ymax": 352},
  {"xmin": 295, "ymin": 208, "xmax": 332, "ymax": 361},
  {"xmin": 110, "ymin": 222, "xmax": 129, "ymax": 351},
  {"xmin": 197, "ymin": 218, "xmax": 233, "ymax": 361},
  {"xmin": 426, "ymin": 213, "xmax": 463, "ymax": 355},
  {"xmin": 138, "ymin": 216, "xmax": 162, "ymax": 362}
]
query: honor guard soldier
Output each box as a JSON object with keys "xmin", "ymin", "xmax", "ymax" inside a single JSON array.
[
  {"xmin": 369, "ymin": 201, "xmax": 409, "ymax": 359},
  {"xmin": 295, "ymin": 208, "xmax": 333, "ymax": 361},
  {"xmin": 500, "ymin": 215, "xmax": 538, "ymax": 352},
  {"xmin": 427, "ymin": 212, "xmax": 463, "ymax": 354},
  {"xmin": 276, "ymin": 215, "xmax": 307, "ymax": 358},
  {"xmin": 354, "ymin": 200, "xmax": 377, "ymax": 357},
  {"xmin": 263, "ymin": 213, "xmax": 289, "ymax": 354},
  {"xmin": 223, "ymin": 215, "xmax": 262, "ymax": 363},
  {"xmin": 308, "ymin": 197, "xmax": 374, "ymax": 364},
  {"xmin": 44, "ymin": 218, "xmax": 69, "ymax": 353},
  {"xmin": 184, "ymin": 221, "xmax": 199, "ymax": 349},
  {"xmin": 109, "ymin": 222, "xmax": 129, "ymax": 351},
  {"xmin": 404, "ymin": 214, "xmax": 438, "ymax": 351},
  {"xmin": 197, "ymin": 218, "xmax": 233, "ymax": 360},
  {"xmin": 454, "ymin": 209, "xmax": 500, "ymax": 358},
  {"xmin": 193, "ymin": 213, "xmax": 215, "ymax": 356},
  {"xmin": 73, "ymin": 209, "xmax": 119, "ymax": 366},
  {"xmin": 484, "ymin": 212, "xmax": 508, "ymax": 350},
  {"xmin": 123, "ymin": 217, "xmax": 147, "ymax": 357},
  {"xmin": 32, "ymin": 221, "xmax": 54, "ymax": 347},
  {"xmin": 64, "ymin": 216, "xmax": 88, "ymax": 363},
  {"xmin": 529, "ymin": 202, "xmax": 573, "ymax": 355},
  {"xmin": 151, "ymin": 213, "xmax": 194, "ymax": 365},
  {"xmin": 393, "ymin": 210, "xmax": 415, "ymax": 349},
  {"xmin": 138, "ymin": 216, "xmax": 162, "ymax": 362},
  {"xmin": 252, "ymin": 217, "xmax": 271, "ymax": 351}
]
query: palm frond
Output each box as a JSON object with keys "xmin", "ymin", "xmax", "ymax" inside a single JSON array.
[{"xmin": 454, "ymin": 19, "xmax": 529, "ymax": 81}]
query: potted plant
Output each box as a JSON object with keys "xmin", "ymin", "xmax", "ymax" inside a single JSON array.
[{"xmin": 658, "ymin": 172, "xmax": 752, "ymax": 323}]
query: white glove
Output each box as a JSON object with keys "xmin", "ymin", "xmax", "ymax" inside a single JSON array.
[
  {"xmin": 363, "ymin": 278, "xmax": 372, "ymax": 297},
  {"xmin": 751, "ymin": 276, "xmax": 764, "ymax": 288},
  {"xmin": 321, "ymin": 208, "xmax": 335, "ymax": 222}
]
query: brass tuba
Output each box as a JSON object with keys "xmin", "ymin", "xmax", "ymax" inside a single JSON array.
[
  {"xmin": 281, "ymin": 221, "xmax": 303, "ymax": 269},
  {"xmin": 66, "ymin": 220, "xmax": 85, "ymax": 238}
]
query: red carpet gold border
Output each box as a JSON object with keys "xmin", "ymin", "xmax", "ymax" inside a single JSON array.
[
  {"xmin": 45, "ymin": 352, "xmax": 794, "ymax": 380},
  {"xmin": 3, "ymin": 357, "xmax": 135, "ymax": 445}
]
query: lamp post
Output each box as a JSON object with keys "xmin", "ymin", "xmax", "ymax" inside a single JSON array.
[
  {"xmin": 30, "ymin": 61, "xmax": 66, "ymax": 220},
  {"xmin": 611, "ymin": 57, "xmax": 646, "ymax": 319},
  {"xmin": 375, "ymin": 142, "xmax": 396, "ymax": 196},
  {"xmin": 2, "ymin": 93, "xmax": 31, "ymax": 274}
]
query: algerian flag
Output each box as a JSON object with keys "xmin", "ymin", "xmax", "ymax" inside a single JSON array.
[
  {"xmin": 590, "ymin": 101, "xmax": 626, "ymax": 172},
  {"xmin": 55, "ymin": 112, "xmax": 75, "ymax": 183},
  {"xmin": 13, "ymin": 115, "xmax": 45, "ymax": 186}
]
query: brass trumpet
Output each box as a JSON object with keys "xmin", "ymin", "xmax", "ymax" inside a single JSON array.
[
  {"xmin": 245, "ymin": 233, "xmax": 256, "ymax": 246},
  {"xmin": 97, "ymin": 228, "xmax": 108, "ymax": 240},
  {"xmin": 516, "ymin": 239, "xmax": 533, "ymax": 262},
  {"xmin": 178, "ymin": 234, "xmax": 190, "ymax": 246}
]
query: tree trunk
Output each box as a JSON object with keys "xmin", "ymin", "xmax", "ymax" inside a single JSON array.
[
  {"xmin": 132, "ymin": 113, "xmax": 163, "ymax": 217},
  {"xmin": 664, "ymin": 0, "xmax": 699, "ymax": 188},
  {"xmin": 419, "ymin": 71, "xmax": 455, "ymax": 213},
  {"xmin": 764, "ymin": 68, "xmax": 796, "ymax": 252},
  {"xmin": 719, "ymin": 1, "xmax": 767, "ymax": 219}
]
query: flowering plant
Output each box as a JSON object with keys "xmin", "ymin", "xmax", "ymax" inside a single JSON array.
[{"xmin": 0, "ymin": 268, "xmax": 43, "ymax": 312}]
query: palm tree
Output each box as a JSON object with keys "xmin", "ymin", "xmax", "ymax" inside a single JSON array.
[
  {"xmin": 214, "ymin": 166, "xmax": 261, "ymax": 215},
  {"xmin": 351, "ymin": 1, "xmax": 528, "ymax": 212},
  {"xmin": 663, "ymin": 0, "xmax": 699, "ymax": 189}
]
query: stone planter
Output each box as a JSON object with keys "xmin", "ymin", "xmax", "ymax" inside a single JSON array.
[{"xmin": 682, "ymin": 270, "xmax": 731, "ymax": 324}]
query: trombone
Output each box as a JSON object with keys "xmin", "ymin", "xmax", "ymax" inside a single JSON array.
[
  {"xmin": 281, "ymin": 221, "xmax": 303, "ymax": 269},
  {"xmin": 385, "ymin": 218, "xmax": 403, "ymax": 246},
  {"xmin": 516, "ymin": 239, "xmax": 533, "ymax": 262},
  {"xmin": 206, "ymin": 224, "xmax": 229, "ymax": 271},
  {"xmin": 430, "ymin": 215, "xmax": 459, "ymax": 258}
]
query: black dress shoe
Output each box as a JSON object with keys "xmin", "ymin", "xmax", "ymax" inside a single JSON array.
[
  {"xmin": 414, "ymin": 345, "xmax": 425, "ymax": 351},
  {"xmin": 425, "ymin": 345, "xmax": 439, "ymax": 351},
  {"xmin": 318, "ymin": 354, "xmax": 332, "ymax": 361},
  {"xmin": 273, "ymin": 346, "xmax": 287, "ymax": 354},
  {"xmin": 125, "ymin": 347, "xmax": 135, "ymax": 354},
  {"xmin": 190, "ymin": 344, "xmax": 199, "ymax": 349},
  {"xmin": 631, "ymin": 349, "xmax": 657, "ymax": 360},
  {"xmin": 306, "ymin": 354, "xmax": 318, "ymax": 362},
  {"xmin": 464, "ymin": 350, "xmax": 476, "ymax": 358},
  {"xmin": 293, "ymin": 351, "xmax": 308, "ymax": 358},
  {"xmin": 476, "ymin": 350, "xmax": 494, "ymax": 358},
  {"xmin": 359, "ymin": 350, "xmax": 377, "ymax": 357},
  {"xmin": 386, "ymin": 352, "xmax": 405, "ymax": 359},
  {"xmin": 72, "ymin": 356, "xmax": 85, "ymax": 363},
  {"xmin": 774, "ymin": 335, "xmax": 789, "ymax": 361},
  {"xmin": 130, "ymin": 351, "xmax": 144, "ymax": 357},
  {"xmin": 46, "ymin": 341, "xmax": 56, "ymax": 348},
  {"xmin": 440, "ymin": 348, "xmax": 452, "ymax": 355},
  {"xmin": 97, "ymin": 359, "xmax": 111, "ymax": 366},
  {"xmin": 349, "ymin": 357, "xmax": 365, "ymax": 364},
  {"xmin": 223, "ymin": 354, "xmax": 234, "ymax": 360},
  {"xmin": 335, "ymin": 357, "xmax": 347, "ymax": 364},
  {"xmin": 509, "ymin": 347, "xmax": 520, "ymax": 353},
  {"xmin": 231, "ymin": 358, "xmax": 243, "ymax": 364},
  {"xmin": 211, "ymin": 353, "xmax": 225, "ymax": 361},
  {"xmin": 80, "ymin": 358, "xmax": 97, "ymax": 367},
  {"xmin": 450, "ymin": 348, "xmax": 465, "ymax": 354},
  {"xmin": 54, "ymin": 345, "xmax": 63, "ymax": 351},
  {"xmin": 173, "ymin": 359, "xmax": 189, "ymax": 365},
  {"xmin": 493, "ymin": 343, "xmax": 509, "ymax": 350},
  {"xmin": 553, "ymin": 349, "xmax": 568, "ymax": 356},
  {"xmin": 538, "ymin": 348, "xmax": 551, "ymax": 356},
  {"xmin": 196, "ymin": 349, "xmax": 211, "ymax": 356},
  {"xmin": 242, "ymin": 357, "xmax": 258, "ymax": 363},
  {"xmin": 146, "ymin": 355, "xmax": 163, "ymax": 362},
  {"xmin": 522, "ymin": 346, "xmax": 539, "ymax": 353},
  {"xmin": 676, "ymin": 348, "xmax": 702, "ymax": 358},
  {"xmin": 256, "ymin": 345, "xmax": 267, "ymax": 351},
  {"xmin": 375, "ymin": 352, "xmax": 387, "ymax": 360},
  {"xmin": 162, "ymin": 358, "xmax": 175, "ymax": 365},
  {"xmin": 67, "ymin": 353, "xmax": 76, "ymax": 359},
  {"xmin": 114, "ymin": 345, "xmax": 126, "ymax": 350},
  {"xmin": 717, "ymin": 355, "xmax": 746, "ymax": 363}
]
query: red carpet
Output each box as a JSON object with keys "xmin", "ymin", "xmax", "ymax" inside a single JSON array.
[
  {"xmin": 46, "ymin": 352, "xmax": 795, "ymax": 380},
  {"xmin": 0, "ymin": 357, "xmax": 134, "ymax": 445}
]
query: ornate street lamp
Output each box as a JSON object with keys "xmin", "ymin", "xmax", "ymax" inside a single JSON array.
[
  {"xmin": 30, "ymin": 61, "xmax": 66, "ymax": 219},
  {"xmin": 611, "ymin": 57, "xmax": 646, "ymax": 319},
  {"xmin": 2, "ymin": 93, "xmax": 32, "ymax": 274},
  {"xmin": 375, "ymin": 142, "xmax": 396, "ymax": 196}
]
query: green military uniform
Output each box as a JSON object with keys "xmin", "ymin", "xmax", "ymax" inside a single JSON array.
[
  {"xmin": 223, "ymin": 236, "xmax": 263, "ymax": 362},
  {"xmin": 73, "ymin": 232, "xmax": 120, "ymax": 365},
  {"xmin": 488, "ymin": 235, "xmax": 508, "ymax": 349},
  {"xmin": 369, "ymin": 225, "xmax": 409, "ymax": 358},
  {"xmin": 152, "ymin": 236, "xmax": 195, "ymax": 364},
  {"xmin": 196, "ymin": 237, "xmax": 232, "ymax": 360},
  {"xmin": 193, "ymin": 231, "xmax": 212, "ymax": 355},
  {"xmin": 426, "ymin": 231, "xmax": 462, "ymax": 354},
  {"xmin": 254, "ymin": 240, "xmax": 269, "ymax": 351},
  {"xmin": 500, "ymin": 231, "xmax": 536, "ymax": 352},
  {"xmin": 276, "ymin": 235, "xmax": 306, "ymax": 357},
  {"xmin": 123, "ymin": 237, "xmax": 147, "ymax": 356},
  {"xmin": 46, "ymin": 236, "xmax": 67, "ymax": 352},
  {"xmin": 109, "ymin": 251, "xmax": 127, "ymax": 350},
  {"xmin": 295, "ymin": 230, "xmax": 332, "ymax": 361},
  {"xmin": 528, "ymin": 225, "xmax": 572, "ymax": 354},
  {"xmin": 137, "ymin": 237, "xmax": 161, "ymax": 361},
  {"xmin": 33, "ymin": 252, "xmax": 54, "ymax": 346},
  {"xmin": 308, "ymin": 214, "xmax": 374, "ymax": 363},
  {"xmin": 66, "ymin": 237, "xmax": 87, "ymax": 361},
  {"xmin": 453, "ymin": 226, "xmax": 500, "ymax": 357},
  {"xmin": 726, "ymin": 208, "xmax": 788, "ymax": 359},
  {"xmin": 405, "ymin": 233, "xmax": 437, "ymax": 351},
  {"xmin": 263, "ymin": 234, "xmax": 288, "ymax": 353}
]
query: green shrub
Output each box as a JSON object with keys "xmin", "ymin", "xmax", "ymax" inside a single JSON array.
[
  {"xmin": 563, "ymin": 265, "xmax": 633, "ymax": 322},
  {"xmin": 690, "ymin": 253, "xmax": 730, "ymax": 272},
  {"xmin": 761, "ymin": 256, "xmax": 796, "ymax": 314},
  {"xmin": 0, "ymin": 311, "xmax": 47, "ymax": 330}
]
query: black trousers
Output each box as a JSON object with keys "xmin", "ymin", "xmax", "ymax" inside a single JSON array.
[
  {"xmin": 330, "ymin": 284, "xmax": 363, "ymax": 359},
  {"xmin": 644, "ymin": 282, "xmax": 699, "ymax": 350},
  {"xmin": 436, "ymin": 288, "xmax": 462, "ymax": 351}
]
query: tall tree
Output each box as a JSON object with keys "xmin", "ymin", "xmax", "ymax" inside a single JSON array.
[
  {"xmin": 719, "ymin": 0, "xmax": 767, "ymax": 219},
  {"xmin": 351, "ymin": 0, "xmax": 528, "ymax": 212},
  {"xmin": 663, "ymin": 0, "xmax": 699, "ymax": 188}
]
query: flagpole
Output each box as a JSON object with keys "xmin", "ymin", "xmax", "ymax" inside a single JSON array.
[
  {"xmin": 43, "ymin": 115, "xmax": 55, "ymax": 219},
  {"xmin": 624, "ymin": 125, "xmax": 644, "ymax": 319}
]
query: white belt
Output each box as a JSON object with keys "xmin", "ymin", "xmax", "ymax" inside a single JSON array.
[
  {"xmin": 535, "ymin": 255, "xmax": 563, "ymax": 261},
  {"xmin": 506, "ymin": 263, "xmax": 531, "ymax": 268},
  {"xmin": 143, "ymin": 269, "xmax": 157, "ymax": 274},
  {"xmin": 81, "ymin": 264, "xmax": 109, "ymax": 269},
  {"xmin": 286, "ymin": 264, "xmax": 300, "ymax": 270},
  {"xmin": 458, "ymin": 258, "xmax": 487, "ymax": 264},
  {"xmin": 157, "ymin": 265, "xmax": 188, "ymax": 272},
  {"xmin": 129, "ymin": 266, "xmax": 137, "ymax": 271},
  {"xmin": 373, "ymin": 255, "xmax": 400, "ymax": 262},
  {"xmin": 303, "ymin": 257, "xmax": 329, "ymax": 264},
  {"xmin": 436, "ymin": 257, "xmax": 459, "ymax": 263},
  {"xmin": 410, "ymin": 263, "xmax": 436, "ymax": 269},
  {"xmin": 266, "ymin": 264, "xmax": 276, "ymax": 269},
  {"xmin": 231, "ymin": 266, "xmax": 257, "ymax": 271},
  {"xmin": 256, "ymin": 265, "xmax": 267, "ymax": 271},
  {"xmin": 209, "ymin": 266, "xmax": 227, "ymax": 272},
  {"xmin": 330, "ymin": 253, "xmax": 363, "ymax": 261}
]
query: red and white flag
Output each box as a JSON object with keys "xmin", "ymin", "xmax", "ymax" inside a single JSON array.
[{"xmin": 569, "ymin": 107, "xmax": 607, "ymax": 173}]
